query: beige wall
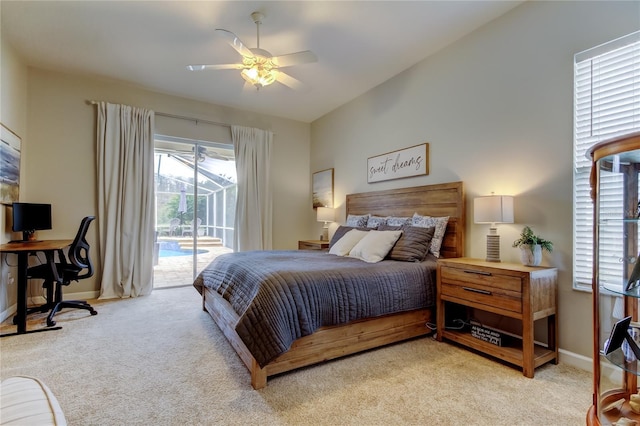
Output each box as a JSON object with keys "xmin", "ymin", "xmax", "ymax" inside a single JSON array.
[
  {"xmin": 0, "ymin": 36, "xmax": 29, "ymax": 319},
  {"xmin": 0, "ymin": 67, "xmax": 311, "ymax": 314},
  {"xmin": 310, "ymin": 1, "xmax": 640, "ymax": 359}
]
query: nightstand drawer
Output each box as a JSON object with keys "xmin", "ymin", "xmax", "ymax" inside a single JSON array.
[
  {"xmin": 440, "ymin": 281, "xmax": 522, "ymax": 314},
  {"xmin": 440, "ymin": 265, "xmax": 522, "ymax": 293},
  {"xmin": 440, "ymin": 266, "xmax": 522, "ymax": 314}
]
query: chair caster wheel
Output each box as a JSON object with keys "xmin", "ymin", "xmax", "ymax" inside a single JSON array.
[
  {"xmin": 47, "ymin": 320, "xmax": 56, "ymax": 327},
  {"xmin": 12, "ymin": 317, "xmax": 18, "ymax": 325},
  {"xmin": 90, "ymin": 310, "xmax": 97, "ymax": 316}
]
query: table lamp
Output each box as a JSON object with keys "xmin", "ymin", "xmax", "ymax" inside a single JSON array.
[
  {"xmin": 317, "ymin": 207, "xmax": 335, "ymax": 241},
  {"xmin": 474, "ymin": 195, "xmax": 514, "ymax": 262}
]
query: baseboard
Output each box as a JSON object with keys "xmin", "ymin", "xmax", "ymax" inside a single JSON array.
[
  {"xmin": 0, "ymin": 290, "xmax": 100, "ymax": 323},
  {"xmin": 559, "ymin": 348, "xmax": 593, "ymax": 374}
]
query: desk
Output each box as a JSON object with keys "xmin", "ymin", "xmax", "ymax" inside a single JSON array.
[{"xmin": 0, "ymin": 239, "xmax": 73, "ymax": 336}]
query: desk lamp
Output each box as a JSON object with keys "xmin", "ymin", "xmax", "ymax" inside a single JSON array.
[
  {"xmin": 317, "ymin": 207, "xmax": 335, "ymax": 241},
  {"xmin": 474, "ymin": 195, "xmax": 514, "ymax": 262}
]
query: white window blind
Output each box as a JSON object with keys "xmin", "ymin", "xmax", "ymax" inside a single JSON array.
[{"xmin": 573, "ymin": 31, "xmax": 640, "ymax": 291}]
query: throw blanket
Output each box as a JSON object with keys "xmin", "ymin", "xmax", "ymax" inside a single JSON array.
[{"xmin": 194, "ymin": 250, "xmax": 436, "ymax": 367}]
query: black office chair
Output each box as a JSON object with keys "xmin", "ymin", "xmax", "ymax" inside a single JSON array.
[{"xmin": 25, "ymin": 216, "xmax": 98, "ymax": 327}]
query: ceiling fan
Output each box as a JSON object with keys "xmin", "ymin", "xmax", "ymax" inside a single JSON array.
[{"xmin": 187, "ymin": 11, "xmax": 317, "ymax": 90}]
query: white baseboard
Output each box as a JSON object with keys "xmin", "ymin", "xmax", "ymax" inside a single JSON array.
[
  {"xmin": 0, "ymin": 290, "xmax": 100, "ymax": 323},
  {"xmin": 559, "ymin": 348, "xmax": 593, "ymax": 374}
]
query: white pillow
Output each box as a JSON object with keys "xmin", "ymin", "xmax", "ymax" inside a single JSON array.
[
  {"xmin": 348, "ymin": 230, "xmax": 403, "ymax": 263},
  {"xmin": 329, "ymin": 229, "xmax": 369, "ymax": 256}
]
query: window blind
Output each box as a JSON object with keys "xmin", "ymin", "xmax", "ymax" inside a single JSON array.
[{"xmin": 573, "ymin": 31, "xmax": 640, "ymax": 291}]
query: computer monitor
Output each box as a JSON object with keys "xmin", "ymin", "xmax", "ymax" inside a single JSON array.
[{"xmin": 11, "ymin": 202, "xmax": 52, "ymax": 241}]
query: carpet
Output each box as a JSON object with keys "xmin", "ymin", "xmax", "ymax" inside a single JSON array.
[{"xmin": 0, "ymin": 286, "xmax": 591, "ymax": 425}]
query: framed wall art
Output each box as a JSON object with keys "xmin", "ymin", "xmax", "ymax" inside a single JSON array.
[
  {"xmin": 312, "ymin": 168, "xmax": 334, "ymax": 208},
  {"xmin": 367, "ymin": 143, "xmax": 429, "ymax": 183},
  {"xmin": 0, "ymin": 123, "xmax": 21, "ymax": 204}
]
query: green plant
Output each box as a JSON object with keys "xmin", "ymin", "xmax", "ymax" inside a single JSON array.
[{"xmin": 512, "ymin": 226, "xmax": 553, "ymax": 252}]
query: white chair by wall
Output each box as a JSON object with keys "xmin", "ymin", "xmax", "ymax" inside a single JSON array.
[
  {"xmin": 182, "ymin": 217, "xmax": 201, "ymax": 237},
  {"xmin": 169, "ymin": 218, "xmax": 180, "ymax": 236}
]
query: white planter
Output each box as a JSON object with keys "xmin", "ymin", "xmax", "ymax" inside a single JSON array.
[{"xmin": 520, "ymin": 244, "xmax": 542, "ymax": 266}]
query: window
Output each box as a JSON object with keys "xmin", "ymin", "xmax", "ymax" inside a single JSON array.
[{"xmin": 573, "ymin": 31, "xmax": 640, "ymax": 291}]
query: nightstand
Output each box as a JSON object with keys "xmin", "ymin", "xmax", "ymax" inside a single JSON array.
[
  {"xmin": 436, "ymin": 257, "xmax": 558, "ymax": 378},
  {"xmin": 298, "ymin": 240, "xmax": 330, "ymax": 251}
]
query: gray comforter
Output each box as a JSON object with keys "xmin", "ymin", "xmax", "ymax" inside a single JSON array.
[{"xmin": 193, "ymin": 250, "xmax": 436, "ymax": 367}]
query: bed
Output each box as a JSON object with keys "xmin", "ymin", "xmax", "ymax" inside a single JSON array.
[{"xmin": 194, "ymin": 181, "xmax": 465, "ymax": 389}]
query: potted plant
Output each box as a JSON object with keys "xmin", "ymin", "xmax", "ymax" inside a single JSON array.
[{"xmin": 512, "ymin": 226, "xmax": 553, "ymax": 266}]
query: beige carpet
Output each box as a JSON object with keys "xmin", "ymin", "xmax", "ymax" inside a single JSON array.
[{"xmin": 1, "ymin": 286, "xmax": 591, "ymax": 425}]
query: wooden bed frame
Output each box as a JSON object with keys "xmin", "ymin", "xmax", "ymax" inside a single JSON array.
[{"xmin": 201, "ymin": 181, "xmax": 465, "ymax": 389}]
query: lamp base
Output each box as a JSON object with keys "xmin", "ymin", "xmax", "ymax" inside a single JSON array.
[
  {"xmin": 321, "ymin": 227, "xmax": 329, "ymax": 241},
  {"xmin": 486, "ymin": 234, "xmax": 501, "ymax": 262}
]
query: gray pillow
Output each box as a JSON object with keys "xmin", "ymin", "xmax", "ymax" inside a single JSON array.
[{"xmin": 380, "ymin": 225, "xmax": 435, "ymax": 262}]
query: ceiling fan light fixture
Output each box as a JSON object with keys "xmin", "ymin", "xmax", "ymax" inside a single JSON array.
[
  {"xmin": 241, "ymin": 65, "xmax": 278, "ymax": 88},
  {"xmin": 188, "ymin": 11, "xmax": 316, "ymax": 90}
]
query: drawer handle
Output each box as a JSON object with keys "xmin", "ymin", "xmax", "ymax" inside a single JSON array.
[
  {"xmin": 463, "ymin": 269, "xmax": 492, "ymax": 276},
  {"xmin": 462, "ymin": 286, "xmax": 492, "ymax": 296}
]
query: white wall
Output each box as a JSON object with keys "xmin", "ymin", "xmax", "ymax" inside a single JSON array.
[{"xmin": 310, "ymin": 1, "xmax": 640, "ymax": 358}]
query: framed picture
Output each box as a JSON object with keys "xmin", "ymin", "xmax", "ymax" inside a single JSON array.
[
  {"xmin": 367, "ymin": 143, "xmax": 429, "ymax": 183},
  {"xmin": 0, "ymin": 123, "xmax": 21, "ymax": 205},
  {"xmin": 312, "ymin": 168, "xmax": 334, "ymax": 208}
]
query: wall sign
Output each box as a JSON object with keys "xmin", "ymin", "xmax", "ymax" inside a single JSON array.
[{"xmin": 367, "ymin": 143, "xmax": 429, "ymax": 183}]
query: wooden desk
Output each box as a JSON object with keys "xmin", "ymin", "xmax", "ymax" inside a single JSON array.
[{"xmin": 0, "ymin": 239, "xmax": 73, "ymax": 336}]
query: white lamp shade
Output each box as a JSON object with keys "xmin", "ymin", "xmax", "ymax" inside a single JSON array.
[
  {"xmin": 474, "ymin": 196, "xmax": 514, "ymax": 224},
  {"xmin": 317, "ymin": 207, "xmax": 335, "ymax": 223}
]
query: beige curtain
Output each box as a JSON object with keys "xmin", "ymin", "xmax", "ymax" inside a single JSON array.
[
  {"xmin": 232, "ymin": 125, "xmax": 273, "ymax": 251},
  {"xmin": 96, "ymin": 102, "xmax": 155, "ymax": 298}
]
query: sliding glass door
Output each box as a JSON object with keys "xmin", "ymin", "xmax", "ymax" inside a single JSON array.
[{"xmin": 153, "ymin": 136, "xmax": 235, "ymax": 288}]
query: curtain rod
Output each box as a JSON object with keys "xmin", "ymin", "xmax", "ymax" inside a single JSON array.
[{"xmin": 86, "ymin": 100, "xmax": 232, "ymax": 129}]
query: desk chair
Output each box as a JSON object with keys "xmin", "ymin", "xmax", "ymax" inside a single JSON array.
[{"xmin": 25, "ymin": 216, "xmax": 97, "ymax": 327}]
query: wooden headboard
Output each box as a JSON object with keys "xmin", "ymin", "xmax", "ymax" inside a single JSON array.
[{"xmin": 345, "ymin": 181, "xmax": 465, "ymax": 258}]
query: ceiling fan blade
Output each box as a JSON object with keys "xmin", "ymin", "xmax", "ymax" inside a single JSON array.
[
  {"xmin": 271, "ymin": 51, "xmax": 317, "ymax": 68},
  {"xmin": 276, "ymin": 71, "xmax": 305, "ymax": 90},
  {"xmin": 215, "ymin": 29, "xmax": 255, "ymax": 58},
  {"xmin": 187, "ymin": 64, "xmax": 243, "ymax": 71}
]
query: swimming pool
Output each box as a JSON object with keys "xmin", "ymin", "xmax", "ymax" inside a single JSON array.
[{"xmin": 158, "ymin": 241, "xmax": 208, "ymax": 258}]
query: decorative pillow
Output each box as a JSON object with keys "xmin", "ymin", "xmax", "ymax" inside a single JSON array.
[
  {"xmin": 329, "ymin": 225, "xmax": 370, "ymax": 248},
  {"xmin": 329, "ymin": 229, "xmax": 370, "ymax": 256},
  {"xmin": 384, "ymin": 225, "xmax": 435, "ymax": 262},
  {"xmin": 386, "ymin": 216, "xmax": 412, "ymax": 227},
  {"xmin": 348, "ymin": 230, "xmax": 403, "ymax": 263},
  {"xmin": 366, "ymin": 215, "xmax": 388, "ymax": 228},
  {"xmin": 412, "ymin": 213, "xmax": 449, "ymax": 258},
  {"xmin": 346, "ymin": 214, "xmax": 369, "ymax": 228}
]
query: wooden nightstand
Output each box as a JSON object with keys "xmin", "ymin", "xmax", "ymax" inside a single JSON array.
[
  {"xmin": 298, "ymin": 240, "xmax": 330, "ymax": 251},
  {"xmin": 436, "ymin": 258, "xmax": 558, "ymax": 378}
]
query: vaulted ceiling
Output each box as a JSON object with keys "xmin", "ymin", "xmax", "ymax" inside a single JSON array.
[{"xmin": 1, "ymin": 1, "xmax": 522, "ymax": 122}]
